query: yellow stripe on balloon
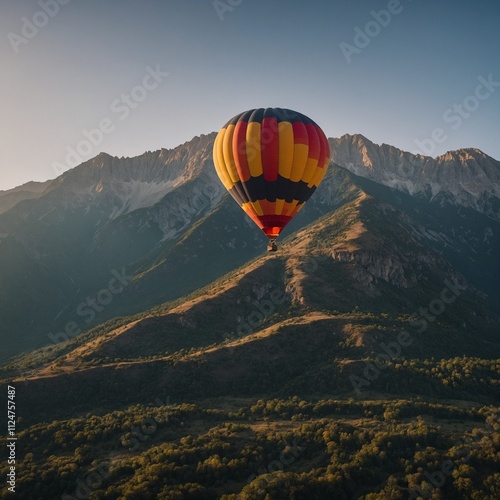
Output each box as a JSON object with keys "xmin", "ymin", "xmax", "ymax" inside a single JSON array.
[
  {"xmin": 242, "ymin": 201, "xmax": 264, "ymax": 217},
  {"xmin": 222, "ymin": 124, "xmax": 240, "ymax": 183},
  {"xmin": 246, "ymin": 122, "xmax": 263, "ymax": 177},
  {"xmin": 213, "ymin": 130, "xmax": 233, "ymax": 190},
  {"xmin": 290, "ymin": 144, "xmax": 308, "ymax": 182},
  {"xmin": 308, "ymin": 165, "xmax": 327, "ymax": 188},
  {"xmin": 295, "ymin": 203, "xmax": 305, "ymax": 215},
  {"xmin": 251, "ymin": 200, "xmax": 264, "ymax": 216},
  {"xmin": 275, "ymin": 198, "xmax": 285, "ymax": 215},
  {"xmin": 242, "ymin": 202, "xmax": 253, "ymax": 213},
  {"xmin": 284, "ymin": 199, "xmax": 299, "ymax": 216},
  {"xmin": 278, "ymin": 121, "xmax": 294, "ymax": 179},
  {"xmin": 302, "ymin": 156, "xmax": 319, "ymax": 184}
]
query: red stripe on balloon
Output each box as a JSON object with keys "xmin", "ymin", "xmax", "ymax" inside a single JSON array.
[
  {"xmin": 258, "ymin": 215, "xmax": 293, "ymax": 237},
  {"xmin": 246, "ymin": 210, "xmax": 264, "ymax": 230},
  {"xmin": 292, "ymin": 121, "xmax": 308, "ymax": 145},
  {"xmin": 305, "ymin": 124, "xmax": 320, "ymax": 160},
  {"xmin": 261, "ymin": 117, "xmax": 279, "ymax": 181},
  {"xmin": 233, "ymin": 120, "xmax": 251, "ymax": 182},
  {"xmin": 317, "ymin": 126, "xmax": 329, "ymax": 168}
]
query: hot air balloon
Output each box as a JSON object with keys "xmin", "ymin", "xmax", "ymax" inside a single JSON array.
[{"xmin": 213, "ymin": 108, "xmax": 330, "ymax": 251}]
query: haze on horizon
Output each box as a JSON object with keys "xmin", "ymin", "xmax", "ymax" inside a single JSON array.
[{"xmin": 1, "ymin": 0, "xmax": 499, "ymax": 191}]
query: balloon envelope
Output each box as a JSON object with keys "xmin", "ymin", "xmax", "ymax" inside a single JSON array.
[{"xmin": 213, "ymin": 108, "xmax": 330, "ymax": 240}]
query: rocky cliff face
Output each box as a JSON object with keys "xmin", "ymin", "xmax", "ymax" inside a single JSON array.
[
  {"xmin": 329, "ymin": 134, "xmax": 500, "ymax": 219},
  {"xmin": 3, "ymin": 132, "xmax": 499, "ymax": 225},
  {"xmin": 39, "ymin": 133, "xmax": 219, "ymax": 225}
]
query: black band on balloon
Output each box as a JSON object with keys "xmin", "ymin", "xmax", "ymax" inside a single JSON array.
[
  {"xmin": 224, "ymin": 108, "xmax": 318, "ymax": 128},
  {"xmin": 229, "ymin": 175, "xmax": 316, "ymax": 204}
]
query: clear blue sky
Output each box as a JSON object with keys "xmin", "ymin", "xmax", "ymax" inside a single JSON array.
[{"xmin": 1, "ymin": 0, "xmax": 499, "ymax": 190}]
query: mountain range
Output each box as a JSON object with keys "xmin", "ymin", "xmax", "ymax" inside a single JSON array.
[
  {"xmin": 0, "ymin": 133, "xmax": 498, "ymax": 364},
  {"xmin": 0, "ymin": 132, "xmax": 499, "ymax": 498}
]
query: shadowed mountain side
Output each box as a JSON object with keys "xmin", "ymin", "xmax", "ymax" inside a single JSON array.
[
  {"xmin": 8, "ymin": 191, "xmax": 500, "ymax": 425},
  {"xmin": 45, "ymin": 257, "xmax": 288, "ymax": 365},
  {"xmin": 2, "ymin": 132, "xmax": 499, "ymax": 363},
  {"xmin": 0, "ymin": 158, "xmax": 356, "ymax": 362},
  {"xmin": 10, "ymin": 184, "xmax": 495, "ymax": 374}
]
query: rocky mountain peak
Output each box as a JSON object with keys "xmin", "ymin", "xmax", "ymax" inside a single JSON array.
[
  {"xmin": 329, "ymin": 134, "xmax": 500, "ymax": 218},
  {"xmin": 34, "ymin": 134, "xmax": 219, "ymax": 220},
  {"xmin": 436, "ymin": 148, "xmax": 494, "ymax": 164}
]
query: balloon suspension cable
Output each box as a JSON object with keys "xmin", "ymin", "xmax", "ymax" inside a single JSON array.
[{"xmin": 267, "ymin": 237, "xmax": 278, "ymax": 253}]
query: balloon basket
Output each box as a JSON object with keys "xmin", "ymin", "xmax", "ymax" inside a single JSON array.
[{"xmin": 267, "ymin": 238, "xmax": 278, "ymax": 252}]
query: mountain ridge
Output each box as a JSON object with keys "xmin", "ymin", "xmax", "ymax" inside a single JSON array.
[
  {"xmin": 2, "ymin": 132, "xmax": 498, "ymax": 217},
  {"xmin": 330, "ymin": 134, "xmax": 500, "ymax": 218},
  {"xmin": 0, "ymin": 133, "xmax": 498, "ymax": 364}
]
